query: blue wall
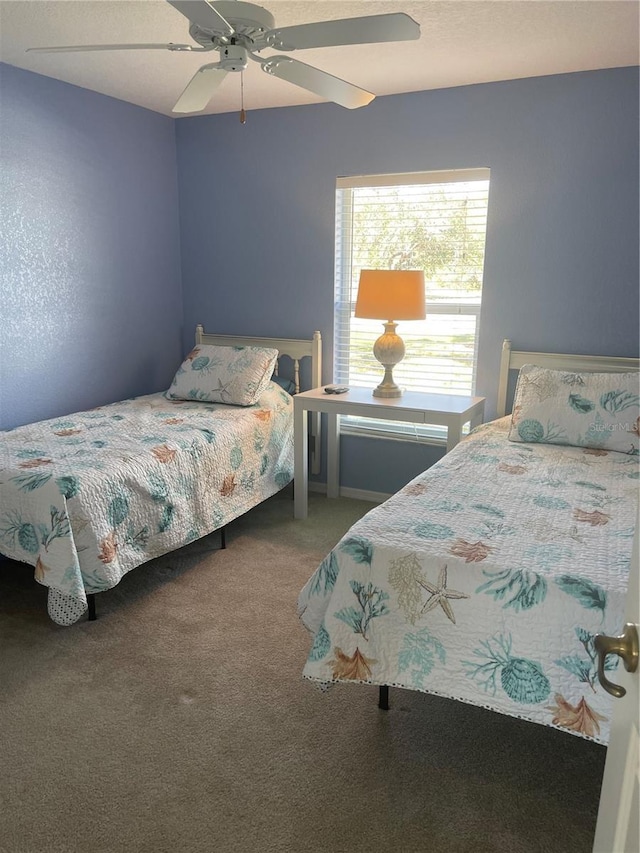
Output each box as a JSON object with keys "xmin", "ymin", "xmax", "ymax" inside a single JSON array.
[
  {"xmin": 176, "ymin": 67, "xmax": 639, "ymax": 493},
  {"xmin": 0, "ymin": 64, "xmax": 183, "ymax": 430},
  {"xmin": 2, "ymin": 64, "xmax": 638, "ymax": 495}
]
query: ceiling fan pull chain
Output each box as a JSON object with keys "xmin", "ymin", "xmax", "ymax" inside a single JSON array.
[{"xmin": 240, "ymin": 71, "xmax": 246, "ymax": 124}]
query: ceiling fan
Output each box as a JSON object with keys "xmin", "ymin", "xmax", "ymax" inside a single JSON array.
[{"xmin": 27, "ymin": 0, "xmax": 421, "ymax": 114}]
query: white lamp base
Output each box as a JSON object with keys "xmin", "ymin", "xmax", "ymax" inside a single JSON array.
[{"xmin": 372, "ymin": 321, "xmax": 405, "ymax": 398}]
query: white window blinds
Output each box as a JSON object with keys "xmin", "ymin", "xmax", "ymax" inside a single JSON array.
[{"xmin": 334, "ymin": 170, "xmax": 490, "ymax": 432}]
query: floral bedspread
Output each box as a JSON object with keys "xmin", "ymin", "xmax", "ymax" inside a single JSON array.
[
  {"xmin": 298, "ymin": 418, "xmax": 638, "ymax": 744},
  {"xmin": 1, "ymin": 384, "xmax": 294, "ymax": 625}
]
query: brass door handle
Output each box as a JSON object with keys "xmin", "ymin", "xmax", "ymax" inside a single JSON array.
[{"xmin": 594, "ymin": 623, "xmax": 639, "ymax": 698}]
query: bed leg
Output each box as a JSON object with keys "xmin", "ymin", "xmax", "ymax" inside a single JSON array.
[
  {"xmin": 87, "ymin": 594, "xmax": 97, "ymax": 622},
  {"xmin": 378, "ymin": 685, "xmax": 389, "ymax": 711},
  {"xmin": 220, "ymin": 526, "xmax": 226, "ymax": 550}
]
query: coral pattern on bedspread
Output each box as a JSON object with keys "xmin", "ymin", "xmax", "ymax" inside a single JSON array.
[
  {"xmin": 298, "ymin": 417, "xmax": 638, "ymax": 745},
  {"xmin": 0, "ymin": 384, "xmax": 294, "ymax": 625}
]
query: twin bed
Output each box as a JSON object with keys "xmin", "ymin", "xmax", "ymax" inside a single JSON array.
[
  {"xmin": 298, "ymin": 340, "xmax": 639, "ymax": 746},
  {"xmin": 0, "ymin": 326, "xmax": 322, "ymax": 625}
]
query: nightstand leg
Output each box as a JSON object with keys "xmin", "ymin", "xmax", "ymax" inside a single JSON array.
[
  {"xmin": 327, "ymin": 412, "xmax": 340, "ymax": 498},
  {"xmin": 294, "ymin": 405, "xmax": 308, "ymax": 519},
  {"xmin": 446, "ymin": 425, "xmax": 463, "ymax": 453}
]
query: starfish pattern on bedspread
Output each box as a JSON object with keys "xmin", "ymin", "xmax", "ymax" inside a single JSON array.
[{"xmin": 418, "ymin": 565, "xmax": 469, "ymax": 623}]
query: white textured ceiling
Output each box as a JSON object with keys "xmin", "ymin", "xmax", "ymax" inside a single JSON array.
[{"xmin": 1, "ymin": 0, "xmax": 638, "ymax": 117}]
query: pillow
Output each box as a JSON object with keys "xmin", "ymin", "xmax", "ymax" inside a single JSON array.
[
  {"xmin": 166, "ymin": 345, "xmax": 278, "ymax": 406},
  {"xmin": 271, "ymin": 374, "xmax": 296, "ymax": 396},
  {"xmin": 508, "ymin": 364, "xmax": 639, "ymax": 454}
]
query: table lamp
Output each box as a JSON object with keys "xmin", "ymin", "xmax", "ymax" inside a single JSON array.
[{"xmin": 354, "ymin": 269, "xmax": 426, "ymax": 398}]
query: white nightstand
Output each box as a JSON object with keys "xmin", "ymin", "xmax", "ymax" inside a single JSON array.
[{"xmin": 293, "ymin": 387, "xmax": 485, "ymax": 519}]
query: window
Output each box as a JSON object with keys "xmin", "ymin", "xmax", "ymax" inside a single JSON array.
[{"xmin": 334, "ymin": 168, "xmax": 490, "ymax": 441}]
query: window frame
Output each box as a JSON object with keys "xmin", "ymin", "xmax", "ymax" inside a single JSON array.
[{"xmin": 334, "ymin": 168, "xmax": 490, "ymax": 444}]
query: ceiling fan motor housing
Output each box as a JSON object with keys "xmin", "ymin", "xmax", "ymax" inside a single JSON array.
[{"xmin": 189, "ymin": 2, "xmax": 275, "ymax": 46}]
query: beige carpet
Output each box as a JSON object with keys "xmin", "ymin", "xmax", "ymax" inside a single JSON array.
[{"xmin": 0, "ymin": 489, "xmax": 606, "ymax": 853}]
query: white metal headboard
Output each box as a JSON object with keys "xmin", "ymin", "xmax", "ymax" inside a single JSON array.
[
  {"xmin": 195, "ymin": 325, "xmax": 323, "ymax": 474},
  {"xmin": 497, "ymin": 339, "xmax": 640, "ymax": 418}
]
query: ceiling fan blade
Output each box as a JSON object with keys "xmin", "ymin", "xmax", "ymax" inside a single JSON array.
[
  {"xmin": 172, "ymin": 64, "xmax": 228, "ymax": 113},
  {"xmin": 166, "ymin": 1, "xmax": 234, "ymax": 35},
  {"xmin": 267, "ymin": 13, "xmax": 420, "ymax": 51},
  {"xmin": 262, "ymin": 57, "xmax": 374, "ymax": 110},
  {"xmin": 26, "ymin": 43, "xmax": 195, "ymax": 54}
]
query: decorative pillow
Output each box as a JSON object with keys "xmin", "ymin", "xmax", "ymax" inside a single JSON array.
[
  {"xmin": 166, "ymin": 345, "xmax": 279, "ymax": 406},
  {"xmin": 508, "ymin": 364, "xmax": 639, "ymax": 454}
]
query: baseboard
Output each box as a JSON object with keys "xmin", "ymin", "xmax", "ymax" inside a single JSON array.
[
  {"xmin": 308, "ymin": 482, "xmax": 389, "ymax": 504},
  {"xmin": 340, "ymin": 486, "xmax": 390, "ymax": 504}
]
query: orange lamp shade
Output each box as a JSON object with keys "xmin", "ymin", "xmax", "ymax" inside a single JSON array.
[{"xmin": 354, "ymin": 270, "xmax": 426, "ymax": 321}]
